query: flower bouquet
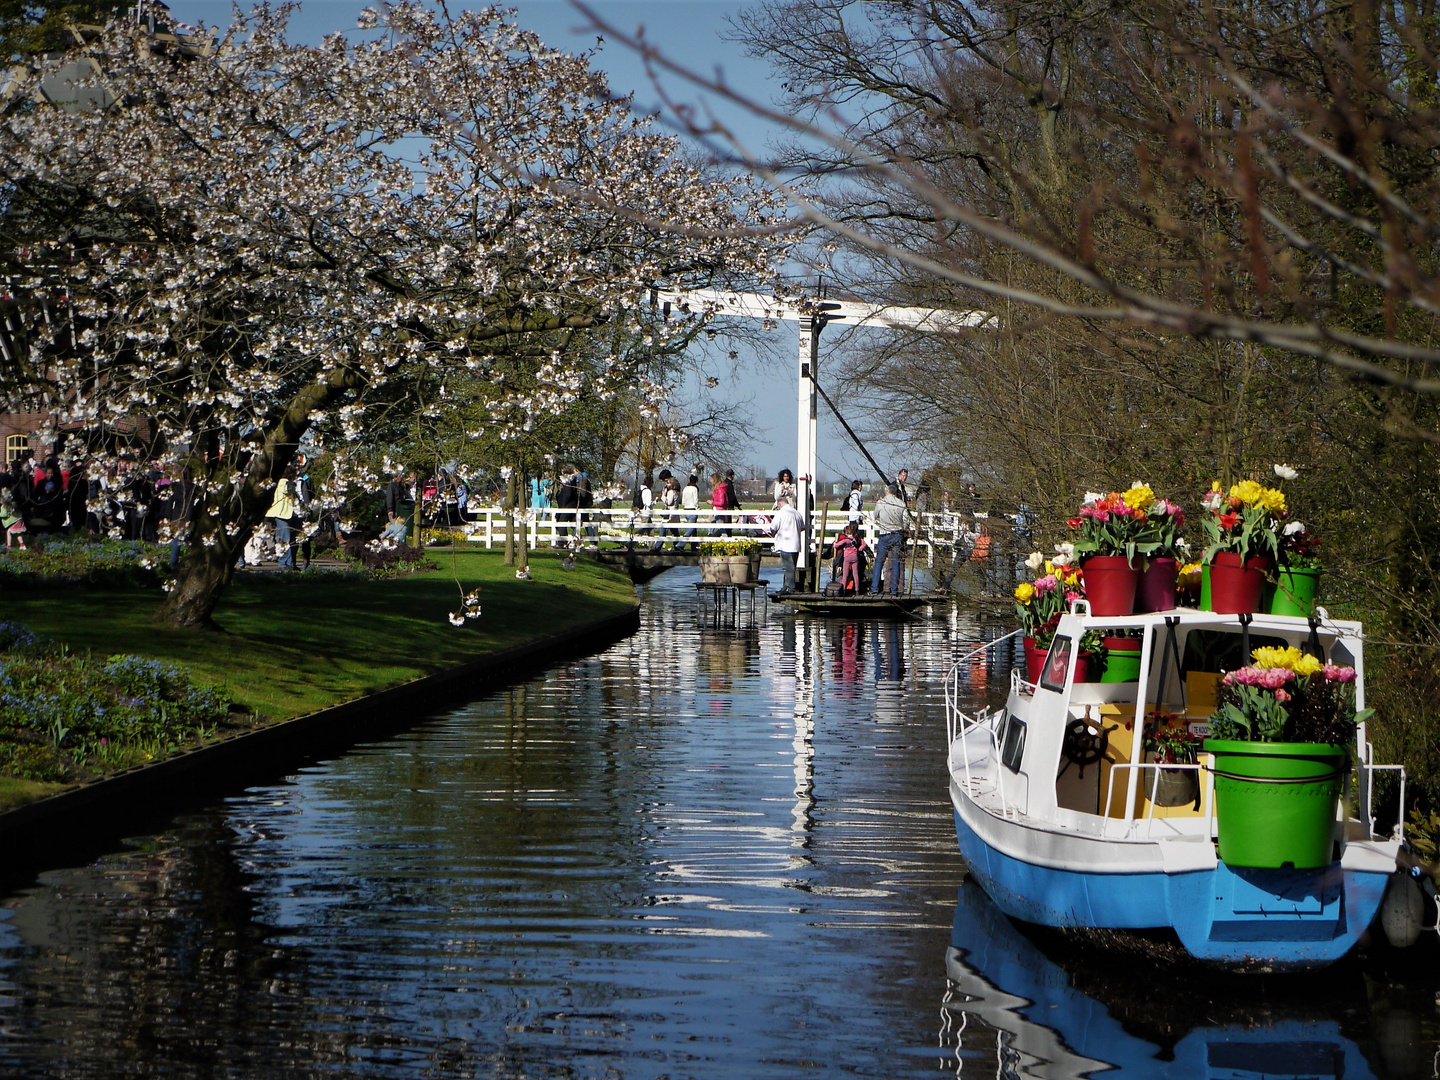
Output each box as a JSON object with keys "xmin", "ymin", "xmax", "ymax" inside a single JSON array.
[
  {"xmin": 1204, "ymin": 645, "xmax": 1369, "ymax": 868},
  {"xmin": 1015, "ymin": 549, "xmax": 1083, "ymax": 682},
  {"xmin": 1198, "ymin": 469, "xmax": 1289, "ymax": 613},
  {"xmin": 1069, "ymin": 484, "xmax": 1160, "ymax": 615}
]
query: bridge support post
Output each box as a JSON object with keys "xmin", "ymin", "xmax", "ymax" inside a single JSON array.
[{"xmin": 797, "ymin": 315, "xmax": 822, "ymax": 569}]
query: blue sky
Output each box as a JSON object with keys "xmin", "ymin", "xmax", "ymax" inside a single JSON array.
[{"xmin": 167, "ymin": 0, "xmax": 888, "ymax": 481}]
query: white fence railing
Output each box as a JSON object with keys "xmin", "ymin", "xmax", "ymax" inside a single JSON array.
[{"xmin": 459, "ymin": 506, "xmax": 1000, "ymax": 559}]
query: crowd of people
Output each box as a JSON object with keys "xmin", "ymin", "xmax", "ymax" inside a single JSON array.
[{"xmin": 0, "ymin": 452, "xmax": 194, "ymax": 552}]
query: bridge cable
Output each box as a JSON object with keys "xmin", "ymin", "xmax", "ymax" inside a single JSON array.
[{"xmin": 812, "ymin": 378, "xmax": 891, "ymax": 487}]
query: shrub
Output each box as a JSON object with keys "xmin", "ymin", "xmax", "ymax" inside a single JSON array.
[{"xmin": 341, "ymin": 536, "xmax": 437, "ymax": 576}]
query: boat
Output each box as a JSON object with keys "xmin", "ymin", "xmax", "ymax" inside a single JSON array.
[
  {"xmin": 944, "ymin": 601, "xmax": 1412, "ymax": 970},
  {"xmin": 774, "ymin": 591, "xmax": 949, "ymax": 616}
]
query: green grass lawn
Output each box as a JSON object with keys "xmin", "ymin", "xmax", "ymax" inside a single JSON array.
[{"xmin": 3, "ymin": 549, "xmax": 636, "ymax": 724}]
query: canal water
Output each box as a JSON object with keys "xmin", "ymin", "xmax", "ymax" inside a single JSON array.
[{"xmin": 0, "ymin": 569, "xmax": 1434, "ymax": 1078}]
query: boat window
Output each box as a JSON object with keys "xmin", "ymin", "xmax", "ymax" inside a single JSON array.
[
  {"xmin": 1001, "ymin": 716, "xmax": 1026, "ymax": 773},
  {"xmin": 1183, "ymin": 629, "xmax": 1288, "ymax": 673},
  {"xmin": 1040, "ymin": 636, "xmax": 1073, "ymax": 692},
  {"xmin": 1330, "ymin": 641, "xmax": 1354, "ymax": 668}
]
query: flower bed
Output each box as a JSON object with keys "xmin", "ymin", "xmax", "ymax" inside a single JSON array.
[
  {"xmin": 0, "ymin": 536, "xmax": 164, "ymax": 590},
  {"xmin": 0, "ymin": 623, "xmax": 238, "ymax": 783}
]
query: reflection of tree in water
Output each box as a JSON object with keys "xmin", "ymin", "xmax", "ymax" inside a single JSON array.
[{"xmin": 0, "ymin": 816, "xmax": 340, "ymax": 1077}]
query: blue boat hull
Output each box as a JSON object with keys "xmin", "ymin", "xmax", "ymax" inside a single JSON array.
[{"xmin": 953, "ymin": 806, "xmax": 1390, "ymax": 969}]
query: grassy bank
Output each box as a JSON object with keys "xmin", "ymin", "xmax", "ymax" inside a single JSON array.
[{"xmin": 0, "ymin": 549, "xmax": 636, "ymax": 807}]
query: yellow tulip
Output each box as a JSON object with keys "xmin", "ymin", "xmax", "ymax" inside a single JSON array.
[
  {"xmin": 1123, "ymin": 483, "xmax": 1155, "ymax": 511},
  {"xmin": 1293, "ymin": 653, "xmax": 1323, "ymax": 678},
  {"xmin": 1252, "ymin": 645, "xmax": 1305, "ymax": 671},
  {"xmin": 1014, "ymin": 582, "xmax": 1035, "ymax": 604}
]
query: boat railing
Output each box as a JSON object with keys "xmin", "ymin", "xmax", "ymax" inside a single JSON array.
[
  {"xmin": 1362, "ymin": 739, "xmax": 1407, "ymax": 841},
  {"xmin": 947, "ymin": 707, "xmax": 1016, "ymax": 821},
  {"xmin": 943, "ymin": 629, "xmax": 1023, "ymax": 744},
  {"xmin": 1102, "ymin": 762, "xmax": 1213, "ymax": 840}
]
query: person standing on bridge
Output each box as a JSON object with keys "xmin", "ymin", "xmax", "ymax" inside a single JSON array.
[
  {"xmin": 871, "ymin": 483, "xmax": 910, "ymax": 595},
  {"xmin": 769, "ymin": 493, "xmax": 803, "ymax": 595},
  {"xmin": 845, "ymin": 479, "xmax": 864, "ymax": 523},
  {"xmin": 680, "ymin": 474, "xmax": 699, "ymax": 551},
  {"xmin": 772, "ymin": 468, "xmax": 796, "ymax": 510}
]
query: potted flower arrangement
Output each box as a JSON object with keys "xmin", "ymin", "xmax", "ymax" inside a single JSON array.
[
  {"xmin": 1198, "ymin": 469, "xmax": 1289, "ymax": 614},
  {"xmin": 1269, "ymin": 520, "xmax": 1321, "ymax": 617},
  {"xmin": 698, "ymin": 539, "xmax": 760, "ymax": 583},
  {"xmin": 1015, "ymin": 549, "xmax": 1083, "ymax": 683},
  {"xmin": 1069, "ymin": 484, "xmax": 1160, "ymax": 615},
  {"xmin": 1136, "ymin": 498, "xmax": 1186, "ymax": 613},
  {"xmin": 1141, "ymin": 712, "xmax": 1201, "ymax": 806},
  {"xmin": 1204, "ymin": 645, "xmax": 1370, "ymax": 869}
]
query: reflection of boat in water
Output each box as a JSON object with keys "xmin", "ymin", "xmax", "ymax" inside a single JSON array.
[
  {"xmin": 943, "ymin": 881, "xmax": 1380, "ymax": 1079},
  {"xmin": 944, "ymin": 607, "xmax": 1410, "ymax": 970}
]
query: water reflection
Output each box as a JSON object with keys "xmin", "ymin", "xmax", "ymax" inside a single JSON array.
[{"xmin": 0, "ymin": 570, "xmax": 1430, "ymax": 1078}]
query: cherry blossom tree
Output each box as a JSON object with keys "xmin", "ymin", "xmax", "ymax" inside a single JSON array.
[{"xmin": 0, "ymin": 2, "xmax": 783, "ymax": 627}]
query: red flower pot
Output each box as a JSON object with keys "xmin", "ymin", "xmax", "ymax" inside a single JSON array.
[
  {"xmin": 1025, "ymin": 643, "xmax": 1046, "ymax": 684},
  {"xmin": 1135, "ymin": 556, "xmax": 1178, "ymax": 613},
  {"xmin": 1074, "ymin": 653, "xmax": 1094, "ymax": 683},
  {"xmin": 1080, "ymin": 555, "xmax": 1141, "ymax": 616},
  {"xmin": 1209, "ymin": 552, "xmax": 1272, "ymax": 614}
]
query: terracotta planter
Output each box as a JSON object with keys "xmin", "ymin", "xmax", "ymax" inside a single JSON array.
[
  {"xmin": 1080, "ymin": 555, "xmax": 1140, "ymax": 616},
  {"xmin": 1135, "ymin": 557, "xmax": 1178, "ymax": 613},
  {"xmin": 1208, "ymin": 552, "xmax": 1272, "ymax": 614},
  {"xmin": 699, "ymin": 556, "xmax": 730, "ymax": 584},
  {"xmin": 726, "ymin": 554, "xmax": 753, "ymax": 584},
  {"xmin": 748, "ymin": 550, "xmax": 762, "ymax": 579}
]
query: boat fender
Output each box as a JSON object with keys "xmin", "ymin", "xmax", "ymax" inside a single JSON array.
[{"xmin": 1380, "ymin": 870, "xmax": 1425, "ymax": 948}]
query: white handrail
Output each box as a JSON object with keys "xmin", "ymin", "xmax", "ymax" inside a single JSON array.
[
  {"xmin": 1103, "ymin": 762, "xmax": 1205, "ymax": 838},
  {"xmin": 457, "ymin": 505, "xmax": 1002, "ymax": 554}
]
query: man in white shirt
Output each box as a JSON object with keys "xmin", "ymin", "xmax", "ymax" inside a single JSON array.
[
  {"xmin": 770, "ymin": 493, "xmax": 803, "ymax": 594},
  {"xmin": 679, "ymin": 474, "xmax": 700, "ymax": 551}
]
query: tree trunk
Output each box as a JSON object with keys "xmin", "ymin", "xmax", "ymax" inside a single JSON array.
[{"xmin": 153, "ymin": 539, "xmax": 238, "ymax": 630}]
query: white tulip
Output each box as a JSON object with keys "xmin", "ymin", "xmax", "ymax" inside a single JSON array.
[
  {"xmin": 1025, "ymin": 551, "xmax": 1045, "ymax": 571},
  {"xmin": 1082, "ymin": 491, "xmax": 1105, "ymax": 505},
  {"xmin": 1055, "ymin": 542, "xmax": 1075, "ymax": 556},
  {"xmin": 1273, "ymin": 464, "xmax": 1299, "ymax": 480},
  {"xmin": 1052, "ymin": 553, "xmax": 1071, "ymax": 567},
  {"xmin": 1284, "ymin": 521, "xmax": 1306, "ymax": 536}
]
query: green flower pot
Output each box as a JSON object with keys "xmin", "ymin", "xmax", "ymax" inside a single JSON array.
[
  {"xmin": 1199, "ymin": 564, "xmax": 1212, "ymax": 611},
  {"xmin": 1204, "ymin": 739, "xmax": 1347, "ymax": 869},
  {"xmin": 1099, "ymin": 637, "xmax": 1142, "ymax": 683},
  {"xmin": 1268, "ymin": 567, "xmax": 1321, "ymax": 618}
]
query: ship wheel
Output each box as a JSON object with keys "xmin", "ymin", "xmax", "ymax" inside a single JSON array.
[{"xmin": 1059, "ymin": 718, "xmax": 1110, "ymax": 779}]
